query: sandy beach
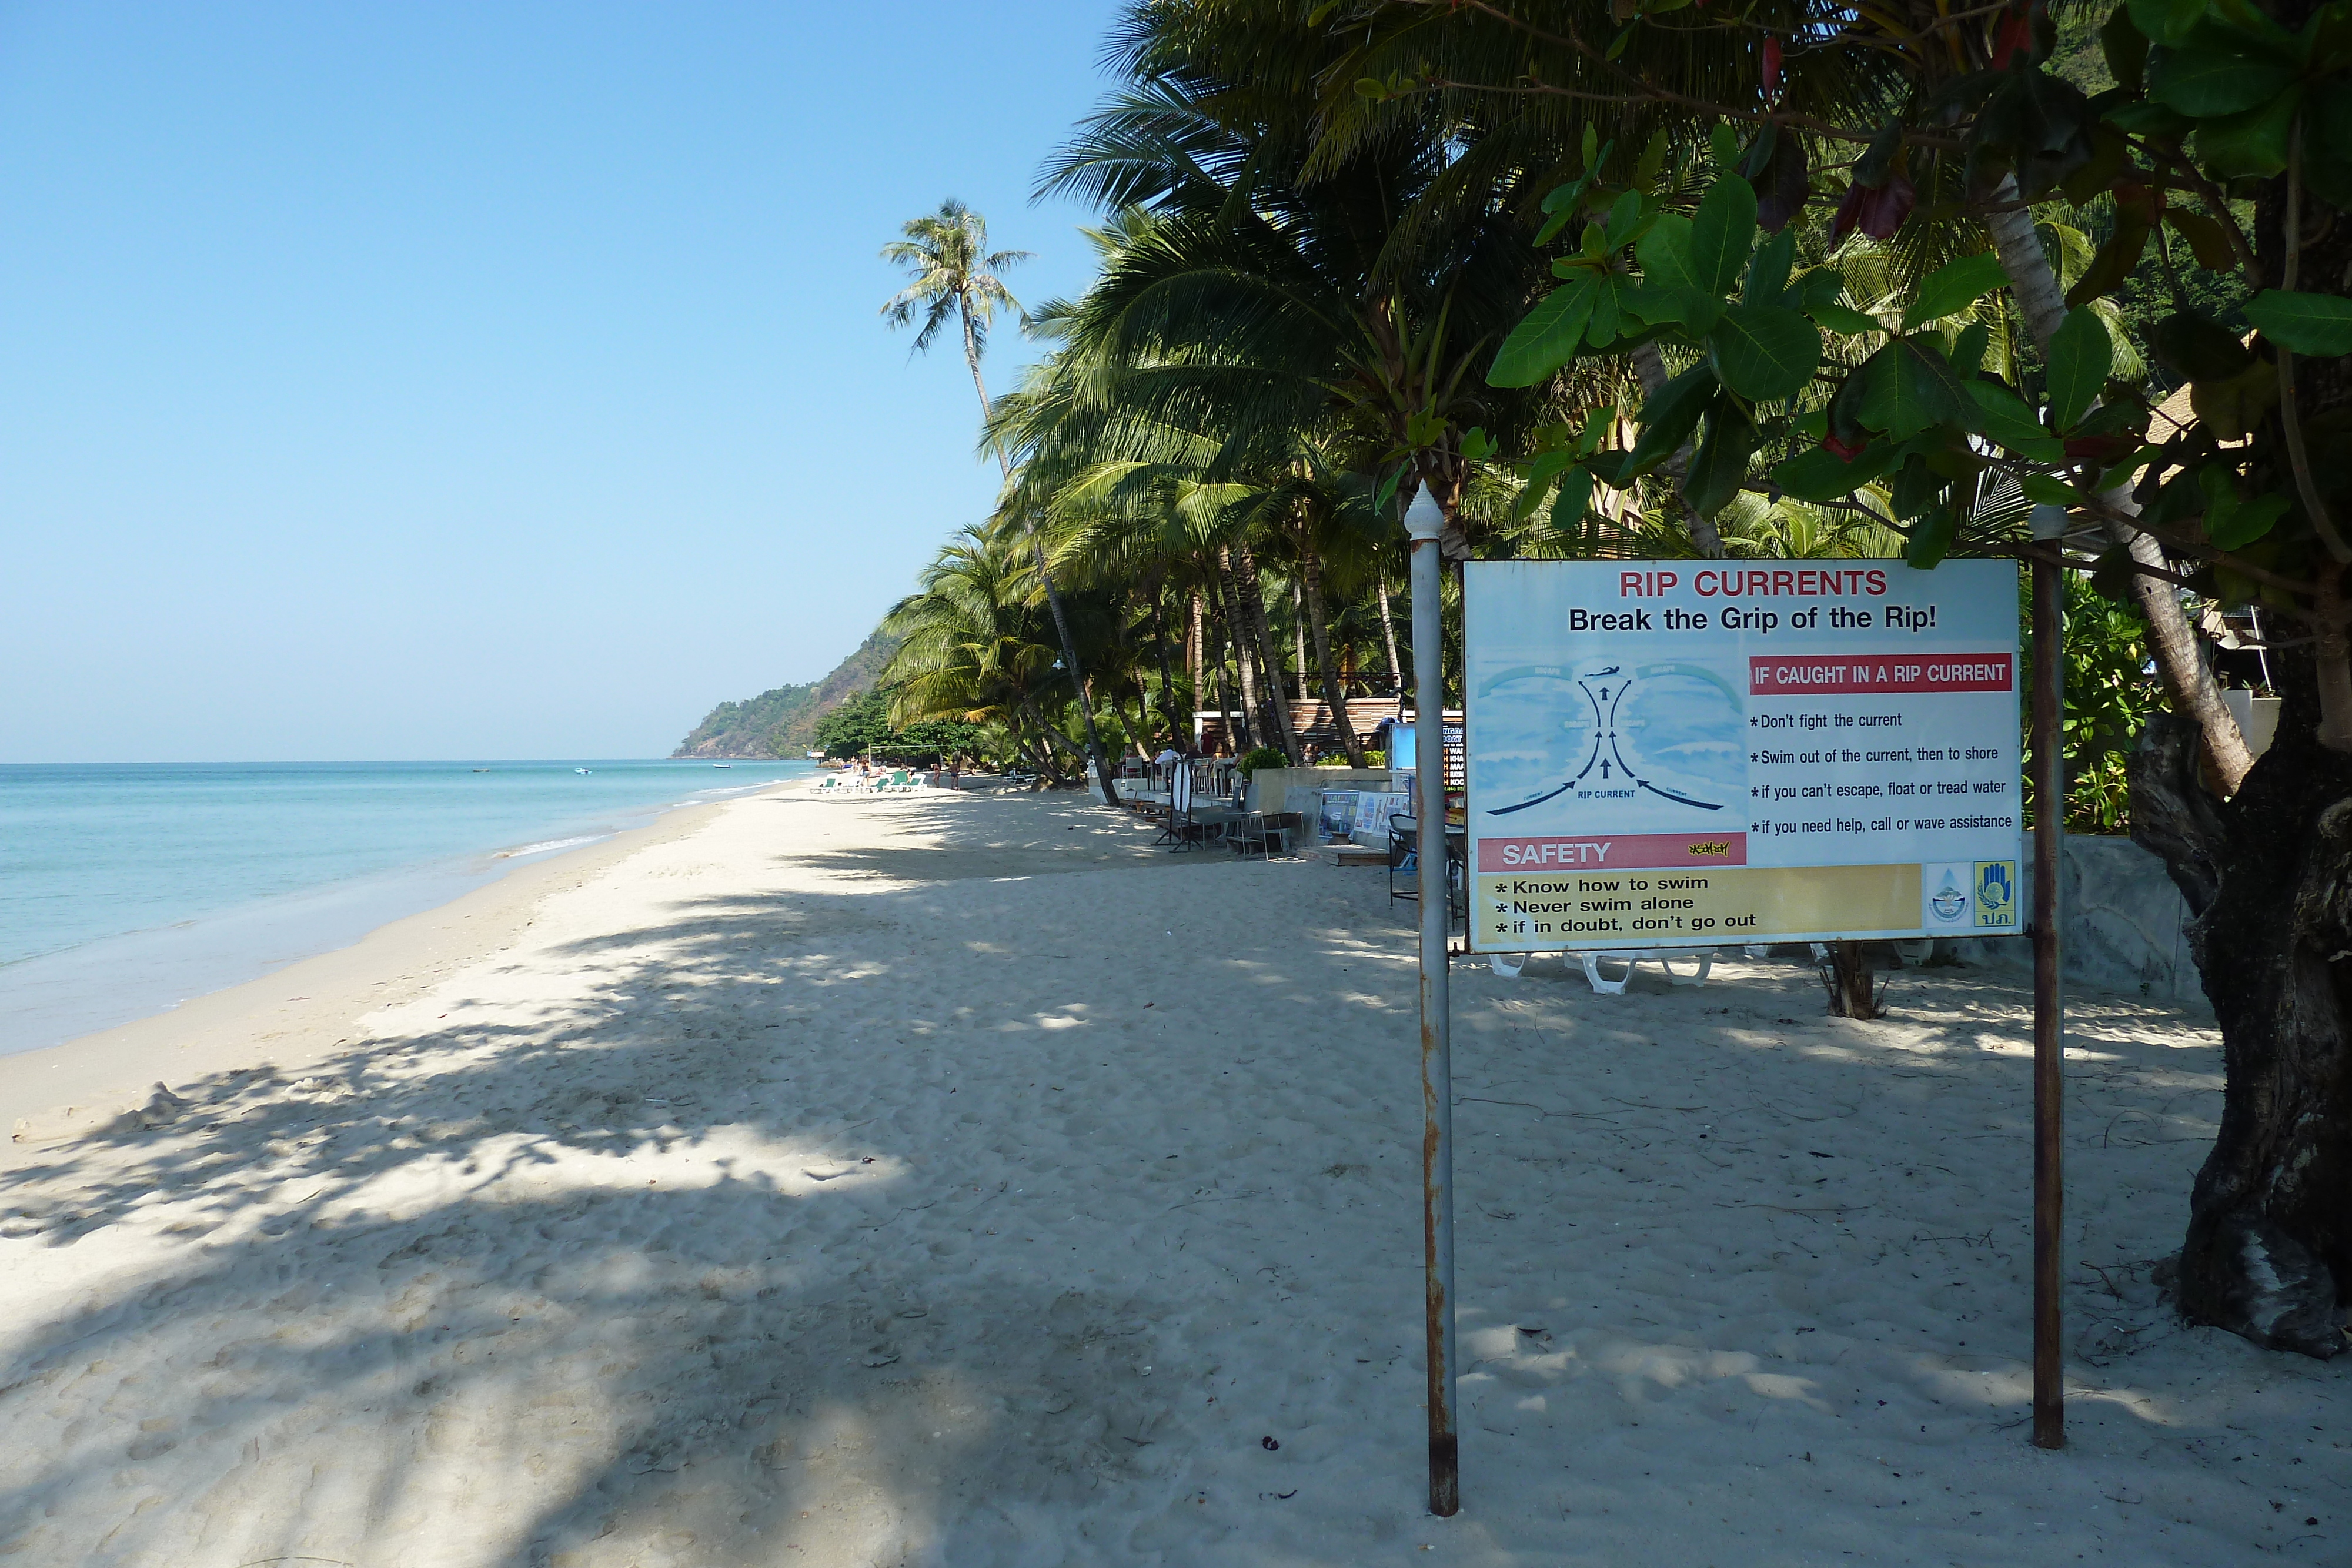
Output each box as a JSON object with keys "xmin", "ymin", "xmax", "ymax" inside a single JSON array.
[{"xmin": 2, "ymin": 780, "xmax": 2343, "ymax": 1566}]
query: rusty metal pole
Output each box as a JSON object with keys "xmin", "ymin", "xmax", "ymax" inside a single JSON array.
[
  {"xmin": 2029, "ymin": 541, "xmax": 2066, "ymax": 1450},
  {"xmin": 1404, "ymin": 490, "xmax": 1459, "ymax": 1515}
]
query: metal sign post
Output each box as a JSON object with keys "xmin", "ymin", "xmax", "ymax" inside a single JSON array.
[
  {"xmin": 1405, "ymin": 491, "xmax": 1460, "ymax": 1517},
  {"xmin": 2029, "ymin": 531, "xmax": 2067, "ymax": 1449}
]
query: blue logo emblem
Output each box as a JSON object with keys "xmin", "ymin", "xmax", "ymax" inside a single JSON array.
[{"xmin": 1973, "ymin": 861, "xmax": 2016, "ymax": 927}]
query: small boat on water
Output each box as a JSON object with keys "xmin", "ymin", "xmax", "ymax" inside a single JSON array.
[
  {"xmin": 574, "ymin": 768, "xmax": 591, "ymax": 775},
  {"xmin": 713, "ymin": 763, "xmax": 732, "ymax": 768}
]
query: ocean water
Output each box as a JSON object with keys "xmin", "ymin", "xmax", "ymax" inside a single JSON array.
[{"xmin": 0, "ymin": 760, "xmax": 812, "ymax": 1056}]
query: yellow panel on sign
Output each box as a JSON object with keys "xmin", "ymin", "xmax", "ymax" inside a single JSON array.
[{"xmin": 1472, "ymin": 864, "xmax": 1922, "ymax": 952}]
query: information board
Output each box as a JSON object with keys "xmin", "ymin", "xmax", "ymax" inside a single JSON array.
[{"xmin": 1462, "ymin": 559, "xmax": 2023, "ymax": 953}]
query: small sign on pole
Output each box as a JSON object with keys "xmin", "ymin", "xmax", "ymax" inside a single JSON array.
[{"xmin": 1461, "ymin": 560, "xmax": 2024, "ymax": 951}]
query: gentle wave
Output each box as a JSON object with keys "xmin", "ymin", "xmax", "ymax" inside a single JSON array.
[{"xmin": 495, "ymin": 835, "xmax": 606, "ymax": 860}]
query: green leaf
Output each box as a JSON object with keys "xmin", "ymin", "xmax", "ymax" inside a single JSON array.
[
  {"xmin": 1514, "ymin": 450, "xmax": 1573, "ymax": 518},
  {"xmin": 1951, "ymin": 322, "xmax": 1990, "ymax": 378},
  {"xmin": 1461, "ymin": 426, "xmax": 1497, "ymax": 461},
  {"xmin": 1707, "ymin": 303, "xmax": 1823, "ymax": 401},
  {"xmin": 2194, "ymin": 89, "xmax": 2300, "ymax": 179},
  {"xmin": 1488, "ymin": 277, "xmax": 1599, "ymax": 387},
  {"xmin": 1625, "ymin": 362, "xmax": 1720, "ymax": 474},
  {"xmin": 2245, "ymin": 289, "xmax": 2352, "ymax": 355},
  {"xmin": 1375, "ymin": 467, "xmax": 1404, "ymax": 514},
  {"xmin": 1685, "ymin": 406, "xmax": 1760, "ymax": 517},
  {"xmin": 1745, "ymin": 227, "xmax": 1795, "ymax": 306},
  {"xmin": 2127, "ymin": 0, "xmax": 2204, "ymax": 49},
  {"xmin": 1770, "ymin": 442, "xmax": 1903, "ymax": 502},
  {"xmin": 1688, "ymin": 176, "xmax": 1758, "ymax": 298},
  {"xmin": 2063, "ymin": 218, "xmax": 2153, "ymax": 307},
  {"xmin": 1636, "ymin": 131, "xmax": 1669, "ymax": 189},
  {"xmin": 2103, "ymin": 4, "xmax": 2150, "ymax": 92},
  {"xmin": 2151, "ymin": 310, "xmax": 2255, "ymax": 380},
  {"xmin": 2020, "ymin": 473, "xmax": 2082, "ymax": 506},
  {"xmin": 1811, "ymin": 301, "xmax": 1883, "ymax": 336},
  {"xmin": 2149, "ymin": 32, "xmax": 2298, "ymax": 116},
  {"xmin": 1550, "ymin": 467, "xmax": 1597, "ymax": 532},
  {"xmin": 1857, "ymin": 337, "xmax": 1969, "ymax": 439},
  {"xmin": 2210, "ymin": 490, "xmax": 2290, "ymax": 549},
  {"xmin": 1904, "ymin": 507, "xmax": 1959, "ymax": 569},
  {"xmin": 1603, "ymin": 188, "xmax": 1643, "ymax": 245},
  {"xmin": 1890, "ymin": 456, "xmax": 1945, "ymax": 520},
  {"xmin": 2045, "ymin": 307, "xmax": 2114, "ymax": 432},
  {"xmin": 1635, "ymin": 214, "xmax": 1699, "ymax": 292},
  {"xmin": 1900, "ymin": 252, "xmax": 2007, "ymax": 330},
  {"xmin": 1967, "ymin": 380, "xmax": 2057, "ymax": 452},
  {"xmin": 1709, "ymin": 122, "xmax": 1739, "ymax": 168},
  {"xmin": 2163, "ymin": 208, "xmax": 2239, "ymax": 270},
  {"xmin": 2191, "ymin": 357, "xmax": 2280, "ymax": 437},
  {"xmin": 2104, "ymin": 99, "xmax": 2194, "ymax": 138}
]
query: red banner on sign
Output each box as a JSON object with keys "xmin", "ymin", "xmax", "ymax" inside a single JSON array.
[
  {"xmin": 1749, "ymin": 654, "xmax": 2012, "ymax": 694},
  {"xmin": 1476, "ymin": 832, "xmax": 1749, "ymax": 872}
]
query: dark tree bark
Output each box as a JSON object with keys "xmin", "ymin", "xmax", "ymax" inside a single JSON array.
[{"xmin": 2132, "ymin": 680, "xmax": 2352, "ymax": 1358}]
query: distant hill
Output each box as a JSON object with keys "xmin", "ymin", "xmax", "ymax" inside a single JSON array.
[{"xmin": 673, "ymin": 628, "xmax": 900, "ymax": 758}]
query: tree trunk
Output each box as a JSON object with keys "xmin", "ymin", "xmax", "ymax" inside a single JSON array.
[
  {"xmin": 966, "ymin": 322, "xmax": 1120, "ymax": 805},
  {"xmin": 1817, "ymin": 941, "xmax": 1885, "ymax": 1019},
  {"xmin": 1292, "ymin": 581, "xmax": 1309, "ymax": 703},
  {"xmin": 2132, "ymin": 698, "xmax": 2351, "ymax": 1358},
  {"xmin": 1377, "ymin": 567, "xmax": 1404, "ymax": 716},
  {"xmin": 1188, "ymin": 589, "xmax": 1205, "ymax": 741},
  {"xmin": 1981, "ymin": 190, "xmax": 2254, "ymax": 792},
  {"xmin": 1302, "ymin": 539, "xmax": 1368, "ymax": 768},
  {"xmin": 1207, "ymin": 560, "xmax": 1252, "ymax": 754},
  {"xmin": 1149, "ymin": 589, "xmax": 1182, "ymax": 745},
  {"xmin": 1217, "ymin": 548, "xmax": 1265, "ymax": 753},
  {"xmin": 1234, "ymin": 543, "xmax": 1301, "ymax": 760}
]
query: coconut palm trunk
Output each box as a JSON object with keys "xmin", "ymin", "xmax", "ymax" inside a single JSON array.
[
  {"xmin": 1233, "ymin": 543, "xmax": 1299, "ymax": 759},
  {"xmin": 1215, "ymin": 549, "xmax": 1262, "ymax": 752},
  {"xmin": 1376, "ymin": 567, "xmax": 1403, "ymax": 716},
  {"xmin": 1301, "ymin": 539, "xmax": 1368, "ymax": 767}
]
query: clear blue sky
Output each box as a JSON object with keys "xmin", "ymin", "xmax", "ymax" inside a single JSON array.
[{"xmin": 0, "ymin": 2, "xmax": 1119, "ymax": 761}]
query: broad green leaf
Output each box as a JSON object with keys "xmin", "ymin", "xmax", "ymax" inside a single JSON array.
[
  {"xmin": 2127, "ymin": 0, "xmax": 2204, "ymax": 48},
  {"xmin": 1811, "ymin": 302, "xmax": 1883, "ymax": 336},
  {"xmin": 1967, "ymin": 380, "xmax": 2059, "ymax": 453},
  {"xmin": 1585, "ymin": 273, "xmax": 1625, "ymax": 347},
  {"xmin": 2163, "ymin": 208, "xmax": 2239, "ymax": 270},
  {"xmin": 1603, "ymin": 189, "xmax": 1642, "ymax": 245},
  {"xmin": 2103, "ymin": 4, "xmax": 2150, "ymax": 91},
  {"xmin": 1488, "ymin": 277, "xmax": 1598, "ymax": 387},
  {"xmin": 1635, "ymin": 215, "xmax": 1698, "ymax": 292},
  {"xmin": 1707, "ymin": 303, "xmax": 1822, "ymax": 401},
  {"xmin": 1771, "ymin": 442, "xmax": 1903, "ymax": 501},
  {"xmin": 1900, "ymin": 252, "xmax": 2008, "ymax": 330},
  {"xmin": 2064, "ymin": 219, "xmax": 2153, "ymax": 308},
  {"xmin": 1514, "ymin": 450, "xmax": 1573, "ymax": 518},
  {"xmin": 2246, "ymin": 289, "xmax": 2352, "ymax": 355},
  {"xmin": 1857, "ymin": 337, "xmax": 1969, "ymax": 439},
  {"xmin": 1745, "ymin": 228, "xmax": 1795, "ymax": 307},
  {"xmin": 2105, "ymin": 100, "xmax": 2194, "ymax": 137},
  {"xmin": 2152, "ymin": 310, "xmax": 2255, "ymax": 380},
  {"xmin": 2191, "ymin": 358, "xmax": 2280, "ymax": 438},
  {"xmin": 1890, "ymin": 456, "xmax": 1945, "ymax": 520},
  {"xmin": 2149, "ymin": 33, "xmax": 2298, "ymax": 116},
  {"xmin": 1709, "ymin": 122, "xmax": 1739, "ymax": 168},
  {"xmin": 2045, "ymin": 307, "xmax": 2114, "ymax": 431},
  {"xmin": 2020, "ymin": 473, "xmax": 2081, "ymax": 506},
  {"xmin": 1905, "ymin": 508, "xmax": 1959, "ymax": 569},
  {"xmin": 1686, "ymin": 406, "xmax": 1759, "ymax": 517},
  {"xmin": 1635, "ymin": 131, "xmax": 1669, "ymax": 189},
  {"xmin": 1688, "ymin": 176, "xmax": 1758, "ymax": 299},
  {"xmin": 1951, "ymin": 322, "xmax": 1990, "ymax": 378},
  {"xmin": 2194, "ymin": 89, "xmax": 2300, "ymax": 178},
  {"xmin": 1625, "ymin": 362, "xmax": 1720, "ymax": 474},
  {"xmin": 1549, "ymin": 467, "xmax": 1596, "ymax": 533},
  {"xmin": 1375, "ymin": 467, "xmax": 1404, "ymax": 514},
  {"xmin": 2210, "ymin": 490, "xmax": 2290, "ymax": 549}
]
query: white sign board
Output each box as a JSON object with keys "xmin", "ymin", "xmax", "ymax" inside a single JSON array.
[{"xmin": 1462, "ymin": 559, "xmax": 2023, "ymax": 952}]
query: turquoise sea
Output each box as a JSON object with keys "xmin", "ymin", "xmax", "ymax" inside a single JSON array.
[{"xmin": 0, "ymin": 760, "xmax": 813, "ymax": 1055}]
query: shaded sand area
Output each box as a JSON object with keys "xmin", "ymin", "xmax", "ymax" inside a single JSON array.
[{"xmin": 2, "ymin": 783, "xmax": 2344, "ymax": 1565}]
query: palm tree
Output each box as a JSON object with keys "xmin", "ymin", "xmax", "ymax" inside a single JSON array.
[{"xmin": 882, "ymin": 200, "xmax": 1120, "ymax": 802}]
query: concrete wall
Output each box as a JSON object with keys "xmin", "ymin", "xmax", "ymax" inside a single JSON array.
[{"xmin": 1957, "ymin": 831, "xmax": 2205, "ymax": 1007}]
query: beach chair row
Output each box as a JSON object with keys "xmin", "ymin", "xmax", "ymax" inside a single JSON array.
[{"xmin": 813, "ymin": 768, "xmax": 934, "ymax": 796}]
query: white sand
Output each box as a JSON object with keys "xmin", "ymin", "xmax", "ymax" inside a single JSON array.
[{"xmin": 1, "ymin": 781, "xmax": 2342, "ymax": 1566}]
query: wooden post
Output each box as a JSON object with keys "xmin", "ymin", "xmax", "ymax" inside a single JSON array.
[
  {"xmin": 2030, "ymin": 550, "xmax": 2066, "ymax": 1450},
  {"xmin": 1405, "ymin": 490, "xmax": 1459, "ymax": 1516}
]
